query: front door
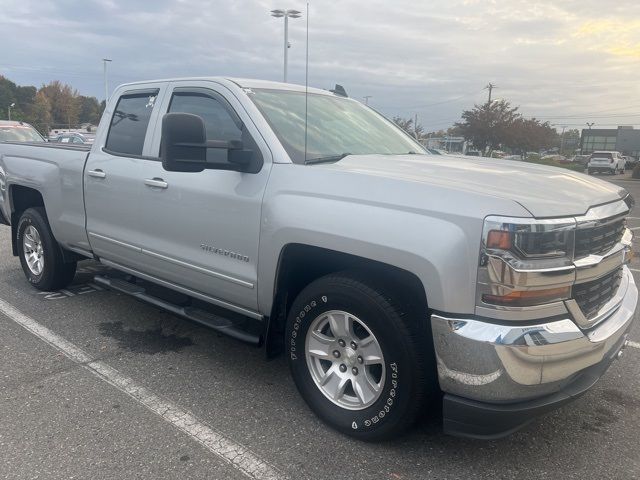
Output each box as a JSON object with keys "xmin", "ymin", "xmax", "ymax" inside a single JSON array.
[{"xmin": 134, "ymin": 81, "xmax": 272, "ymax": 314}]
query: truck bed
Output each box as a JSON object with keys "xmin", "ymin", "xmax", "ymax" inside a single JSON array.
[{"xmin": 0, "ymin": 141, "xmax": 91, "ymax": 253}]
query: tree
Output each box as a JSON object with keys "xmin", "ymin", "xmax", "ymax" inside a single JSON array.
[
  {"xmin": 392, "ymin": 116, "xmax": 424, "ymax": 139},
  {"xmin": 77, "ymin": 95, "xmax": 102, "ymax": 125},
  {"xmin": 503, "ymin": 117, "xmax": 556, "ymax": 155},
  {"xmin": 40, "ymin": 80, "xmax": 80, "ymax": 127},
  {"xmin": 455, "ymin": 100, "xmax": 520, "ymax": 153},
  {"xmin": 25, "ymin": 91, "xmax": 52, "ymax": 135}
]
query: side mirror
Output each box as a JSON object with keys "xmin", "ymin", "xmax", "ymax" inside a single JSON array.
[
  {"xmin": 160, "ymin": 112, "xmax": 259, "ymax": 173},
  {"xmin": 161, "ymin": 112, "xmax": 207, "ymax": 172}
]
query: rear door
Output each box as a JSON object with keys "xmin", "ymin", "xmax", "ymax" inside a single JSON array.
[
  {"xmin": 84, "ymin": 85, "xmax": 166, "ymax": 270},
  {"xmin": 133, "ymin": 80, "xmax": 272, "ymax": 314}
]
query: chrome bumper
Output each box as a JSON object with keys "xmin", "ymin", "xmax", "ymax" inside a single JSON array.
[{"xmin": 431, "ymin": 266, "xmax": 637, "ymax": 403}]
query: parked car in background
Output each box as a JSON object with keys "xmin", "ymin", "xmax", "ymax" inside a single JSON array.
[
  {"xmin": 587, "ymin": 151, "xmax": 626, "ymax": 175},
  {"xmin": 624, "ymin": 156, "xmax": 638, "ymax": 169},
  {"xmin": 49, "ymin": 132, "xmax": 93, "ymax": 145},
  {"xmin": 0, "ymin": 121, "xmax": 45, "ymax": 143},
  {"xmin": 426, "ymin": 148, "xmax": 447, "ymax": 155},
  {"xmin": 570, "ymin": 154, "xmax": 590, "ymax": 166},
  {"xmin": 541, "ymin": 154, "xmax": 568, "ymax": 163}
]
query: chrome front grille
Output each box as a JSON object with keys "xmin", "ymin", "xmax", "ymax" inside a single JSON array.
[
  {"xmin": 574, "ymin": 218, "xmax": 625, "ymax": 258},
  {"xmin": 573, "ymin": 267, "xmax": 624, "ymax": 319}
]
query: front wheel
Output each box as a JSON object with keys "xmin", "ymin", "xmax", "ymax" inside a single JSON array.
[
  {"xmin": 286, "ymin": 272, "xmax": 432, "ymax": 441},
  {"xmin": 17, "ymin": 207, "xmax": 77, "ymax": 291}
]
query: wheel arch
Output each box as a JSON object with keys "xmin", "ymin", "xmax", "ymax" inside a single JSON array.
[
  {"xmin": 9, "ymin": 185, "xmax": 45, "ymax": 256},
  {"xmin": 264, "ymin": 243, "xmax": 429, "ymax": 358}
]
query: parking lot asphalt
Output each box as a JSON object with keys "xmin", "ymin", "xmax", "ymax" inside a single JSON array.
[{"xmin": 1, "ymin": 172, "xmax": 640, "ymax": 480}]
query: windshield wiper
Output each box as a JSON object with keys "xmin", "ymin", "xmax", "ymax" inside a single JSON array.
[{"xmin": 304, "ymin": 153, "xmax": 351, "ymax": 165}]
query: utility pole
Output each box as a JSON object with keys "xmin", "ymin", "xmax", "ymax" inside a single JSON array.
[
  {"xmin": 363, "ymin": 95, "xmax": 372, "ymax": 105},
  {"xmin": 414, "ymin": 113, "xmax": 419, "ymax": 140},
  {"xmin": 102, "ymin": 58, "xmax": 112, "ymax": 102},
  {"xmin": 485, "ymin": 83, "xmax": 497, "ymax": 104},
  {"xmin": 8, "ymin": 102, "xmax": 15, "ymax": 121}
]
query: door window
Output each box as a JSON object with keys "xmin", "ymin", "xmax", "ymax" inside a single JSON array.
[
  {"xmin": 168, "ymin": 91, "xmax": 243, "ymax": 164},
  {"xmin": 105, "ymin": 90, "xmax": 159, "ymax": 155}
]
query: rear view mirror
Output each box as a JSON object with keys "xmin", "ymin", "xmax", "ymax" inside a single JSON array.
[{"xmin": 160, "ymin": 112, "xmax": 261, "ymax": 173}]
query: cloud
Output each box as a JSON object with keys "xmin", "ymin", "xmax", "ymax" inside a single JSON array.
[{"xmin": 2, "ymin": 0, "xmax": 640, "ymax": 130}]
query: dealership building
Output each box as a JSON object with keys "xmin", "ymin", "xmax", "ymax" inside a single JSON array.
[{"xmin": 581, "ymin": 126, "xmax": 640, "ymax": 158}]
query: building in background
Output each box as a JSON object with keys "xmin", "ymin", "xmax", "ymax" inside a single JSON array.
[
  {"xmin": 422, "ymin": 136, "xmax": 467, "ymax": 154},
  {"xmin": 581, "ymin": 126, "xmax": 640, "ymax": 158}
]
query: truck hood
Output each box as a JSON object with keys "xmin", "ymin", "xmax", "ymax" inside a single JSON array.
[{"xmin": 318, "ymin": 154, "xmax": 628, "ymax": 218}]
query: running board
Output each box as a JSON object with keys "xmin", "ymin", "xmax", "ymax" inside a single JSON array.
[{"xmin": 93, "ymin": 275, "xmax": 262, "ymax": 346}]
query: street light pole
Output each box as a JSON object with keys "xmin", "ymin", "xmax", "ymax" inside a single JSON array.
[
  {"xmin": 8, "ymin": 102, "xmax": 15, "ymax": 121},
  {"xmin": 559, "ymin": 125, "xmax": 567, "ymax": 155},
  {"xmin": 271, "ymin": 9, "xmax": 301, "ymax": 83},
  {"xmin": 102, "ymin": 58, "xmax": 112, "ymax": 102}
]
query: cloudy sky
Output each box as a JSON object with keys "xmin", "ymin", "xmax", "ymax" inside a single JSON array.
[{"xmin": 2, "ymin": 0, "xmax": 640, "ymax": 131}]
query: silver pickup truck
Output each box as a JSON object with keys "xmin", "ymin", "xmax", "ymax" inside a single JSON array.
[{"xmin": 0, "ymin": 77, "xmax": 637, "ymax": 441}]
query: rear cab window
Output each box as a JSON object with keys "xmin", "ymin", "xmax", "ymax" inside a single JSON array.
[{"xmin": 105, "ymin": 90, "xmax": 159, "ymax": 156}]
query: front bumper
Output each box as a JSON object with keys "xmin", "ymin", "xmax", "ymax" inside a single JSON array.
[{"xmin": 432, "ymin": 266, "xmax": 637, "ymax": 438}]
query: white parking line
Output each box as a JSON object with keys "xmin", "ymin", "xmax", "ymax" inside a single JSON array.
[
  {"xmin": 629, "ymin": 341, "xmax": 640, "ymax": 350},
  {"xmin": 0, "ymin": 298, "xmax": 284, "ymax": 480}
]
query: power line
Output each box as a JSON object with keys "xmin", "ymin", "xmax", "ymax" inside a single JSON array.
[{"xmin": 377, "ymin": 87, "xmax": 484, "ymax": 110}]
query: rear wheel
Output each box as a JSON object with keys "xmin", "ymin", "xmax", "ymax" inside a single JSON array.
[
  {"xmin": 286, "ymin": 272, "xmax": 432, "ymax": 441},
  {"xmin": 17, "ymin": 207, "xmax": 77, "ymax": 291}
]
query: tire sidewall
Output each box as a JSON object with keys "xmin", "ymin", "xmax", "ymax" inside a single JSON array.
[
  {"xmin": 17, "ymin": 211, "xmax": 52, "ymax": 288},
  {"xmin": 286, "ymin": 280, "xmax": 415, "ymax": 439}
]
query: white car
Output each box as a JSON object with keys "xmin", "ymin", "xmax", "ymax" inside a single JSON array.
[{"xmin": 587, "ymin": 151, "xmax": 626, "ymax": 175}]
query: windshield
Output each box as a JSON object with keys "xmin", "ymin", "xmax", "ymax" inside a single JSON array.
[
  {"xmin": 249, "ymin": 89, "xmax": 426, "ymax": 164},
  {"xmin": 0, "ymin": 124, "xmax": 45, "ymax": 142}
]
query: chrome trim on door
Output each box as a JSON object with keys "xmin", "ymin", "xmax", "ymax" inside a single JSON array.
[
  {"xmin": 98, "ymin": 258, "xmax": 262, "ymax": 320},
  {"xmin": 87, "ymin": 232, "xmax": 254, "ymax": 289},
  {"xmin": 140, "ymin": 248, "xmax": 254, "ymax": 289},
  {"xmin": 88, "ymin": 232, "xmax": 141, "ymax": 252}
]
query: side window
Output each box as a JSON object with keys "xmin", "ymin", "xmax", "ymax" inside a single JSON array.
[
  {"xmin": 105, "ymin": 90, "xmax": 159, "ymax": 156},
  {"xmin": 168, "ymin": 91, "xmax": 242, "ymax": 164}
]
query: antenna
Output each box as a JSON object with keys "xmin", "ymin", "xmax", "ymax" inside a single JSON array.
[{"xmin": 304, "ymin": 1, "xmax": 309, "ymax": 163}]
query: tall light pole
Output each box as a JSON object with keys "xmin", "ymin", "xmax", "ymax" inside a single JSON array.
[
  {"xmin": 102, "ymin": 58, "xmax": 112, "ymax": 102},
  {"xmin": 271, "ymin": 9, "xmax": 301, "ymax": 83},
  {"xmin": 559, "ymin": 125, "xmax": 567, "ymax": 155},
  {"xmin": 8, "ymin": 102, "xmax": 15, "ymax": 121}
]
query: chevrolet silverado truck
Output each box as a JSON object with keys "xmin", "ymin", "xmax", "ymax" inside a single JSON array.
[{"xmin": 0, "ymin": 77, "xmax": 637, "ymax": 441}]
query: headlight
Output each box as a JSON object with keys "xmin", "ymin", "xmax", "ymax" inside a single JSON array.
[{"xmin": 478, "ymin": 216, "xmax": 576, "ymax": 308}]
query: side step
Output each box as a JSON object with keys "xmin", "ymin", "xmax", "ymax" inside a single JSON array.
[{"xmin": 94, "ymin": 275, "xmax": 262, "ymax": 346}]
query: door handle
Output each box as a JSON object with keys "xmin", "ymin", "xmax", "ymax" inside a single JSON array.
[
  {"xmin": 87, "ymin": 169, "xmax": 106, "ymax": 179},
  {"xmin": 144, "ymin": 178, "xmax": 168, "ymax": 189}
]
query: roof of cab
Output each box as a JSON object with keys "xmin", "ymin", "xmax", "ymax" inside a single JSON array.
[{"xmin": 115, "ymin": 77, "xmax": 336, "ymax": 97}]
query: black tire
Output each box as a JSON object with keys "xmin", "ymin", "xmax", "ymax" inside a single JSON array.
[
  {"xmin": 16, "ymin": 207, "xmax": 77, "ymax": 291},
  {"xmin": 286, "ymin": 272, "xmax": 432, "ymax": 441}
]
